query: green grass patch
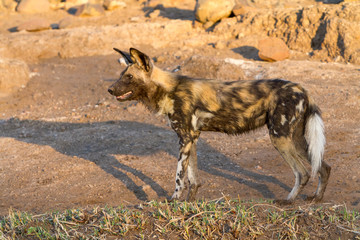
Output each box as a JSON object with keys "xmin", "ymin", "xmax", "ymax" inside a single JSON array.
[{"xmin": 1, "ymin": 199, "xmax": 359, "ymax": 239}]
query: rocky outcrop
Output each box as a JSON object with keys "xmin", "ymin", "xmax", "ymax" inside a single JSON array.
[
  {"xmin": 2, "ymin": 1, "xmax": 359, "ymax": 66},
  {"xmin": 271, "ymin": 3, "xmax": 360, "ymax": 64},
  {"xmin": 214, "ymin": 2, "xmax": 360, "ymax": 64}
]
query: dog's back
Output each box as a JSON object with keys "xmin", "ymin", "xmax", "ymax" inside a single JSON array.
[{"xmin": 172, "ymin": 78, "xmax": 307, "ymax": 135}]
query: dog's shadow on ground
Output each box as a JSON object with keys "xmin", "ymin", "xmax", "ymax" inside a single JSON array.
[{"xmin": 1, "ymin": 118, "xmax": 291, "ymax": 202}]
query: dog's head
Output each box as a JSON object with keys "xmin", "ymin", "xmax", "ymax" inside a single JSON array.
[{"xmin": 108, "ymin": 48, "xmax": 153, "ymax": 102}]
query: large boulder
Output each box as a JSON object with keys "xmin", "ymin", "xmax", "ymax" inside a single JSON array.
[
  {"xmin": 0, "ymin": 58, "xmax": 30, "ymax": 97},
  {"xmin": 17, "ymin": 18, "xmax": 51, "ymax": 32},
  {"xmin": 258, "ymin": 37, "xmax": 290, "ymax": 62},
  {"xmin": 16, "ymin": 0, "xmax": 50, "ymax": 13},
  {"xmin": 195, "ymin": 0, "xmax": 235, "ymax": 24}
]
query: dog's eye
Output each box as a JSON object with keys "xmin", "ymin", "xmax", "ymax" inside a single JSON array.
[{"xmin": 127, "ymin": 74, "xmax": 133, "ymax": 79}]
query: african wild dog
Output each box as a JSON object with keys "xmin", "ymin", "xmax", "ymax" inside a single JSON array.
[{"xmin": 108, "ymin": 48, "xmax": 331, "ymax": 203}]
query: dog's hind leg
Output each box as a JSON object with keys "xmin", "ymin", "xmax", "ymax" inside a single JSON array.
[
  {"xmin": 302, "ymin": 161, "xmax": 331, "ymax": 202},
  {"xmin": 268, "ymin": 86, "xmax": 314, "ymax": 203},
  {"xmin": 309, "ymin": 161, "xmax": 331, "ymax": 202},
  {"xmin": 302, "ymin": 109, "xmax": 331, "ymax": 202},
  {"xmin": 270, "ymin": 135, "xmax": 309, "ymax": 203},
  {"xmin": 293, "ymin": 124, "xmax": 331, "ymax": 202}
]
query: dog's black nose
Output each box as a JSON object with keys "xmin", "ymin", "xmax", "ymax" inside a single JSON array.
[{"xmin": 108, "ymin": 88, "xmax": 114, "ymax": 95}]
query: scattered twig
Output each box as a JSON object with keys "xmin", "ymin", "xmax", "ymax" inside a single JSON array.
[{"xmin": 336, "ymin": 224, "xmax": 360, "ymax": 235}]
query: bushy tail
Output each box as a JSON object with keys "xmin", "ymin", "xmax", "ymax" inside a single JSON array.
[{"xmin": 305, "ymin": 104, "xmax": 326, "ymax": 179}]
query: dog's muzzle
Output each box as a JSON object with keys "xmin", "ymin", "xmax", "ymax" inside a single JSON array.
[{"xmin": 108, "ymin": 88, "xmax": 115, "ymax": 95}]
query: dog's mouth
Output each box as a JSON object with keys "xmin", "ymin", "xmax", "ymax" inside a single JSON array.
[{"xmin": 116, "ymin": 91, "xmax": 133, "ymax": 101}]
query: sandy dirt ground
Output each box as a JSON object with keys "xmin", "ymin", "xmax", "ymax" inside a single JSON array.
[{"xmin": 0, "ymin": 0, "xmax": 359, "ymax": 215}]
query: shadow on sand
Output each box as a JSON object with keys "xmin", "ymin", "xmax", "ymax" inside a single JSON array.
[{"xmin": 0, "ymin": 118, "xmax": 291, "ymax": 201}]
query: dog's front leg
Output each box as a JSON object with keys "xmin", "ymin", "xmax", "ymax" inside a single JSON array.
[
  {"xmin": 170, "ymin": 135, "xmax": 193, "ymax": 201},
  {"xmin": 187, "ymin": 139, "xmax": 201, "ymax": 202}
]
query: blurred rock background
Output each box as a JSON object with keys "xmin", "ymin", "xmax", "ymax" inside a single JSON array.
[{"xmin": 1, "ymin": 0, "xmax": 359, "ymax": 95}]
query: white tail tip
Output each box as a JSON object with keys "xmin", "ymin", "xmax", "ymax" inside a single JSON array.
[{"xmin": 305, "ymin": 113, "xmax": 325, "ymax": 179}]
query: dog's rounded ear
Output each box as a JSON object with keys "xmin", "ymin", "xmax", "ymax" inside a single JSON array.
[
  {"xmin": 113, "ymin": 48, "xmax": 133, "ymax": 65},
  {"xmin": 129, "ymin": 48, "xmax": 153, "ymax": 72}
]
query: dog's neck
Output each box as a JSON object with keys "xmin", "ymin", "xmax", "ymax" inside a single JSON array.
[
  {"xmin": 139, "ymin": 67, "xmax": 178, "ymax": 114},
  {"xmin": 151, "ymin": 67, "xmax": 178, "ymax": 92}
]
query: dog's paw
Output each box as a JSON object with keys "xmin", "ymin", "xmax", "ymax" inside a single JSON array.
[
  {"xmin": 169, "ymin": 191, "xmax": 181, "ymax": 202},
  {"xmin": 167, "ymin": 197, "xmax": 176, "ymax": 202},
  {"xmin": 305, "ymin": 195, "xmax": 323, "ymax": 203},
  {"xmin": 186, "ymin": 183, "xmax": 201, "ymax": 202}
]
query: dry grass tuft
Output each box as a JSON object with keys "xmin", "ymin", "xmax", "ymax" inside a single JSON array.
[{"xmin": 1, "ymin": 198, "xmax": 359, "ymax": 239}]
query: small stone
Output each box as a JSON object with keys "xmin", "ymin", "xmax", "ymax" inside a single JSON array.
[
  {"xmin": 75, "ymin": 3, "xmax": 105, "ymax": 17},
  {"xmin": 130, "ymin": 16, "xmax": 140, "ymax": 22},
  {"xmin": 16, "ymin": 0, "xmax": 50, "ymax": 13},
  {"xmin": 258, "ymin": 37, "xmax": 290, "ymax": 62},
  {"xmin": 214, "ymin": 40, "xmax": 228, "ymax": 49},
  {"xmin": 155, "ymin": 55, "xmax": 166, "ymax": 63},
  {"xmin": 17, "ymin": 18, "xmax": 51, "ymax": 32},
  {"xmin": 103, "ymin": 0, "xmax": 126, "ymax": 11}
]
